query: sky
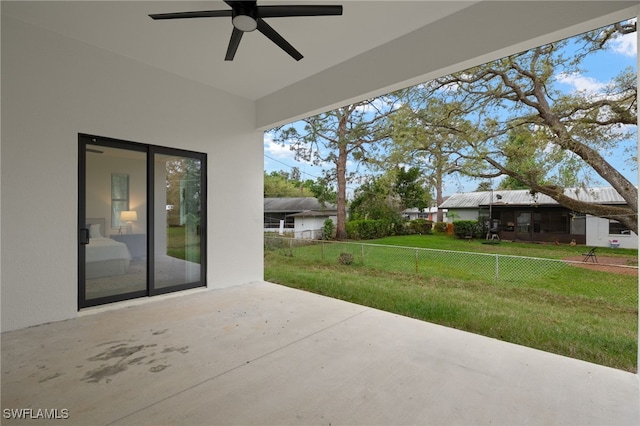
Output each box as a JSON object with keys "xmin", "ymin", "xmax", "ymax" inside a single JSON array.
[{"xmin": 264, "ymin": 19, "xmax": 638, "ymax": 198}]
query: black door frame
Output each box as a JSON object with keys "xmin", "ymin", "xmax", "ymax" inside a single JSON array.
[{"xmin": 78, "ymin": 134, "xmax": 207, "ymax": 309}]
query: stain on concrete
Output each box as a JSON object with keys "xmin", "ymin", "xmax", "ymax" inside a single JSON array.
[
  {"xmin": 149, "ymin": 364, "xmax": 170, "ymax": 373},
  {"xmin": 82, "ymin": 332, "xmax": 189, "ymax": 383},
  {"xmin": 39, "ymin": 372, "xmax": 63, "ymax": 383},
  {"xmin": 161, "ymin": 346, "xmax": 189, "ymax": 354},
  {"xmin": 88, "ymin": 344, "xmax": 145, "ymax": 362},
  {"xmin": 127, "ymin": 356, "xmax": 147, "ymax": 365},
  {"xmin": 83, "ymin": 363, "xmax": 128, "ymax": 383}
]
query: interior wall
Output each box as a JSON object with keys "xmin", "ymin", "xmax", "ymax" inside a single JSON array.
[
  {"xmin": 1, "ymin": 16, "xmax": 263, "ymax": 332},
  {"xmin": 86, "ymin": 153, "xmax": 147, "ymax": 236}
]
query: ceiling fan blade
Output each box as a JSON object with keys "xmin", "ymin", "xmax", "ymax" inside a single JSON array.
[
  {"xmin": 257, "ymin": 5, "xmax": 343, "ymax": 18},
  {"xmin": 256, "ymin": 19, "xmax": 303, "ymax": 61},
  {"xmin": 224, "ymin": 1, "xmax": 257, "ymax": 8},
  {"xmin": 149, "ymin": 10, "xmax": 232, "ymax": 20},
  {"xmin": 225, "ymin": 27, "xmax": 244, "ymax": 61}
]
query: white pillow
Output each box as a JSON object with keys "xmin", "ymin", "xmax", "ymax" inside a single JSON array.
[{"xmin": 89, "ymin": 223, "xmax": 103, "ymax": 239}]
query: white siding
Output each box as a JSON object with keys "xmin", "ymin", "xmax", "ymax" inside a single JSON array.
[
  {"xmin": 294, "ymin": 216, "xmax": 336, "ymax": 239},
  {"xmin": 586, "ymin": 216, "xmax": 638, "ymax": 249}
]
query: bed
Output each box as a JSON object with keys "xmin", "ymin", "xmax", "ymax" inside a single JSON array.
[{"xmin": 85, "ymin": 218, "xmax": 132, "ymax": 279}]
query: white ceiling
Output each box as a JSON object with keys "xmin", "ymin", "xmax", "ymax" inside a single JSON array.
[
  {"xmin": 1, "ymin": 1, "xmax": 473, "ymax": 100},
  {"xmin": 2, "ymin": 1, "xmax": 638, "ymax": 128}
]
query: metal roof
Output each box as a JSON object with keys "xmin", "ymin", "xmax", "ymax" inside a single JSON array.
[
  {"xmin": 287, "ymin": 210, "xmax": 337, "ymax": 218},
  {"xmin": 264, "ymin": 197, "xmax": 337, "ymax": 213},
  {"xmin": 439, "ymin": 187, "xmax": 629, "ymax": 209}
]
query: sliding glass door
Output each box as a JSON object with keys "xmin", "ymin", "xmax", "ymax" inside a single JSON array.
[{"xmin": 79, "ymin": 135, "xmax": 206, "ymax": 308}]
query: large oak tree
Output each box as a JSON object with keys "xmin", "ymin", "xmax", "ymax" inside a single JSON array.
[{"xmin": 425, "ymin": 20, "xmax": 637, "ymax": 233}]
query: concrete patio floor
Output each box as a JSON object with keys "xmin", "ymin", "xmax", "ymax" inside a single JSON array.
[{"xmin": 2, "ymin": 281, "xmax": 638, "ymax": 425}]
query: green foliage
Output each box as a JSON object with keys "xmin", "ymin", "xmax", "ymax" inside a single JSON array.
[
  {"xmin": 338, "ymin": 252, "xmax": 354, "ymax": 265},
  {"xmin": 302, "ymin": 176, "xmax": 337, "ymax": 205},
  {"xmin": 394, "ymin": 166, "xmax": 430, "ymax": 210},
  {"xmin": 434, "ymin": 222, "xmax": 448, "ymax": 233},
  {"xmin": 346, "ymin": 219, "xmax": 398, "ymax": 240},
  {"xmin": 349, "ymin": 175, "xmax": 402, "ymax": 221},
  {"xmin": 264, "ymin": 170, "xmax": 313, "ymax": 197},
  {"xmin": 322, "ymin": 219, "xmax": 335, "ymax": 240},
  {"xmin": 405, "ymin": 219, "xmax": 433, "ymax": 235},
  {"xmin": 498, "ymin": 175, "xmax": 530, "ymax": 190},
  {"xmin": 475, "ymin": 181, "xmax": 493, "ymax": 192},
  {"xmin": 350, "ymin": 167, "xmax": 430, "ymax": 225},
  {"xmin": 452, "ymin": 220, "xmax": 483, "ymax": 238}
]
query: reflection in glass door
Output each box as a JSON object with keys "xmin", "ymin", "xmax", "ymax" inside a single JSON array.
[
  {"xmin": 153, "ymin": 152, "xmax": 204, "ymax": 291},
  {"xmin": 80, "ymin": 141, "xmax": 147, "ymax": 305}
]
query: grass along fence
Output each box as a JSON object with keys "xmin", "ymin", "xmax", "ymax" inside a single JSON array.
[{"xmin": 264, "ymin": 236, "xmax": 638, "ymax": 371}]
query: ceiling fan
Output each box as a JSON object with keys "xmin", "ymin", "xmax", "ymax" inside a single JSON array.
[{"xmin": 150, "ymin": 1, "xmax": 343, "ymax": 61}]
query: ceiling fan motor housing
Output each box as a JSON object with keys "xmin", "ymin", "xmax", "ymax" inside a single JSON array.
[{"xmin": 232, "ymin": 4, "xmax": 258, "ymax": 32}]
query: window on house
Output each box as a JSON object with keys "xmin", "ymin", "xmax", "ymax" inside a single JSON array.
[
  {"xmin": 609, "ymin": 220, "xmax": 630, "ymax": 235},
  {"xmin": 111, "ymin": 173, "xmax": 129, "ymax": 228}
]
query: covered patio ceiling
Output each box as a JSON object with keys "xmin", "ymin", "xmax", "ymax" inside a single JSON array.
[{"xmin": 2, "ymin": 1, "xmax": 637, "ymax": 128}]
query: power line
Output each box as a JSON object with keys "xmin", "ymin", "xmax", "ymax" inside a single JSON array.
[
  {"xmin": 264, "ymin": 154, "xmax": 322, "ymax": 181},
  {"xmin": 263, "ymin": 154, "xmax": 360, "ymax": 193}
]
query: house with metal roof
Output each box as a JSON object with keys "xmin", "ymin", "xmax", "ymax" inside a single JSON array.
[
  {"xmin": 440, "ymin": 188, "xmax": 637, "ymax": 249},
  {"xmin": 264, "ymin": 197, "xmax": 337, "ymax": 239}
]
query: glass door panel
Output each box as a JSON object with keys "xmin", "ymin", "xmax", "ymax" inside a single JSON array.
[
  {"xmin": 82, "ymin": 143, "xmax": 147, "ymax": 303},
  {"xmin": 153, "ymin": 153, "xmax": 203, "ymax": 290}
]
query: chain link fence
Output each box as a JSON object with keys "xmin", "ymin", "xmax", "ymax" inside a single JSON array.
[{"xmin": 264, "ymin": 236, "xmax": 638, "ymax": 306}]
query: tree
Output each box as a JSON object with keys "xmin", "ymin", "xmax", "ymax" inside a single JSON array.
[
  {"xmin": 300, "ymin": 176, "xmax": 337, "ymax": 205},
  {"xmin": 394, "ymin": 166, "xmax": 431, "ymax": 211},
  {"xmin": 349, "ymin": 174, "xmax": 400, "ymax": 221},
  {"xmin": 263, "ymin": 170, "xmax": 313, "ymax": 197},
  {"xmin": 386, "ymin": 95, "xmax": 470, "ymax": 222},
  {"xmin": 475, "ymin": 181, "xmax": 493, "ymax": 192},
  {"xmin": 429, "ymin": 20, "xmax": 637, "ymax": 233},
  {"xmin": 274, "ymin": 99, "xmax": 396, "ymax": 239},
  {"xmin": 349, "ymin": 167, "xmax": 429, "ymax": 221}
]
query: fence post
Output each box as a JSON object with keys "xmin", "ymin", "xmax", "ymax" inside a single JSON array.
[
  {"xmin": 495, "ymin": 254, "xmax": 499, "ymax": 284},
  {"xmin": 360, "ymin": 243, "xmax": 364, "ymax": 264},
  {"xmin": 415, "ymin": 249, "xmax": 419, "ymax": 273},
  {"xmin": 321, "ymin": 241, "xmax": 325, "ymax": 261}
]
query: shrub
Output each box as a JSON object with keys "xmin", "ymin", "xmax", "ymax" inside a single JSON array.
[
  {"xmin": 452, "ymin": 220, "xmax": 483, "ymax": 238},
  {"xmin": 322, "ymin": 219, "xmax": 335, "ymax": 240},
  {"xmin": 405, "ymin": 219, "xmax": 433, "ymax": 235},
  {"xmin": 338, "ymin": 252, "xmax": 354, "ymax": 265},
  {"xmin": 346, "ymin": 219, "xmax": 394, "ymax": 240},
  {"xmin": 434, "ymin": 222, "xmax": 448, "ymax": 233}
]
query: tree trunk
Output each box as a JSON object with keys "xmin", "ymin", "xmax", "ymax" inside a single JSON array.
[
  {"xmin": 435, "ymin": 169, "xmax": 444, "ymax": 223},
  {"xmin": 335, "ymin": 142, "xmax": 348, "ymax": 240}
]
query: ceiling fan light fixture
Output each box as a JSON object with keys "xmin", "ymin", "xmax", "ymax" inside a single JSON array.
[{"xmin": 232, "ymin": 14, "xmax": 257, "ymax": 32}]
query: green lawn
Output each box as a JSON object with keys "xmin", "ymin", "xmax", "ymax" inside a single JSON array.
[
  {"xmin": 264, "ymin": 234, "xmax": 638, "ymax": 372},
  {"xmin": 166, "ymin": 226, "xmax": 201, "ymax": 262}
]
